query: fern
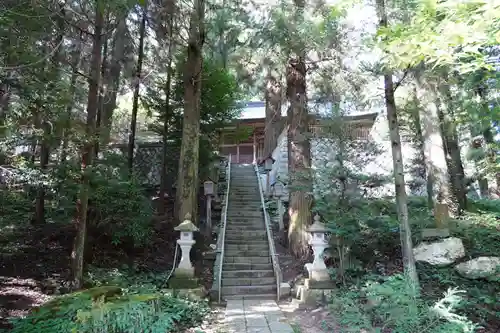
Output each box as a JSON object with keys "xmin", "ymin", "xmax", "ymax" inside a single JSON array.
[{"xmin": 10, "ymin": 287, "xmax": 209, "ymax": 333}]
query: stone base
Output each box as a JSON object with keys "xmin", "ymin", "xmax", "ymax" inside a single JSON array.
[
  {"xmin": 305, "ymin": 263, "xmax": 330, "ymax": 281},
  {"xmin": 279, "ymin": 282, "xmax": 291, "ymax": 299},
  {"xmin": 173, "ymin": 286, "xmax": 207, "ymax": 301},
  {"xmin": 168, "ymin": 274, "xmax": 199, "ymax": 289},
  {"xmin": 174, "ymin": 267, "xmax": 194, "ymax": 278},
  {"xmin": 294, "ymin": 285, "xmax": 335, "ymax": 307},
  {"xmin": 304, "ymin": 278, "xmax": 335, "ymax": 290},
  {"xmin": 421, "ymin": 228, "xmax": 450, "ymax": 240}
]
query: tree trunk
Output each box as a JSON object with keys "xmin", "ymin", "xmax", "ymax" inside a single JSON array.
[
  {"xmin": 71, "ymin": 0, "xmax": 104, "ymax": 289},
  {"xmin": 100, "ymin": 16, "xmax": 127, "ymax": 146},
  {"xmin": 34, "ymin": 7, "xmax": 64, "ymax": 225},
  {"xmin": 409, "ymin": 94, "xmax": 433, "ymax": 207},
  {"xmin": 61, "ymin": 32, "xmax": 84, "ymax": 163},
  {"xmin": 286, "ymin": 57, "xmax": 312, "ymax": 257},
  {"xmin": 263, "ymin": 72, "xmax": 282, "ymax": 157},
  {"xmin": 437, "ymin": 78, "xmax": 466, "ymax": 215},
  {"xmin": 175, "ymin": 0, "xmax": 205, "ymax": 224},
  {"xmin": 376, "ymin": 0, "xmax": 419, "ymax": 288},
  {"xmin": 159, "ymin": 10, "xmax": 176, "ymax": 215},
  {"xmin": 95, "ymin": 18, "xmax": 109, "ymax": 157},
  {"xmin": 286, "ymin": 0, "xmax": 312, "ymax": 258},
  {"xmin": 127, "ymin": 6, "xmax": 147, "ymax": 175}
]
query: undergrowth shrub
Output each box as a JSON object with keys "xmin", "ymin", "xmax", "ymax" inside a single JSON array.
[
  {"xmin": 330, "ymin": 274, "xmax": 477, "ymax": 333},
  {"xmin": 0, "ymin": 190, "xmax": 32, "ymax": 227},
  {"xmin": 84, "ymin": 266, "xmax": 169, "ymax": 292},
  {"xmin": 55, "ymin": 153, "xmax": 154, "ymax": 247},
  {"xmin": 9, "ymin": 286, "xmax": 209, "ymax": 333}
]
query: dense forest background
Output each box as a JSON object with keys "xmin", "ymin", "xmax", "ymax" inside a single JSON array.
[{"xmin": 0, "ymin": 0, "xmax": 498, "ymax": 332}]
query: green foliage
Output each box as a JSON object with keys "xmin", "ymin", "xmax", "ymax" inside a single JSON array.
[
  {"xmin": 56, "ymin": 154, "xmax": 154, "ymax": 246},
  {"xmin": 9, "ymin": 286, "xmax": 209, "ymax": 333},
  {"xmin": 84, "ymin": 266, "xmax": 170, "ymax": 292},
  {"xmin": 313, "ymin": 111, "xmax": 390, "ymax": 281},
  {"xmin": 142, "ymin": 57, "xmax": 241, "ymax": 180},
  {"xmin": 0, "ymin": 190, "xmax": 32, "ymax": 227},
  {"xmin": 330, "ymin": 274, "xmax": 477, "ymax": 332},
  {"xmin": 378, "ymin": 0, "xmax": 500, "ymax": 72},
  {"xmin": 1, "ymin": 153, "xmax": 154, "ymax": 247}
]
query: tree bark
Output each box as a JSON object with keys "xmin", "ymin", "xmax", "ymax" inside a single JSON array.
[
  {"xmin": 264, "ymin": 72, "xmax": 282, "ymax": 157},
  {"xmin": 127, "ymin": 6, "xmax": 147, "ymax": 175},
  {"xmin": 34, "ymin": 6, "xmax": 64, "ymax": 225},
  {"xmin": 60, "ymin": 32, "xmax": 84, "ymax": 163},
  {"xmin": 100, "ymin": 16, "xmax": 127, "ymax": 146},
  {"xmin": 437, "ymin": 77, "xmax": 466, "ymax": 215},
  {"xmin": 376, "ymin": 0, "xmax": 419, "ymax": 288},
  {"xmin": 159, "ymin": 8, "xmax": 176, "ymax": 214},
  {"xmin": 175, "ymin": 0, "xmax": 205, "ymax": 224},
  {"xmin": 71, "ymin": 0, "xmax": 104, "ymax": 289},
  {"xmin": 409, "ymin": 92, "xmax": 433, "ymax": 207},
  {"xmin": 286, "ymin": 0, "xmax": 312, "ymax": 258},
  {"xmin": 286, "ymin": 57, "xmax": 312, "ymax": 258},
  {"xmin": 95, "ymin": 17, "xmax": 109, "ymax": 157}
]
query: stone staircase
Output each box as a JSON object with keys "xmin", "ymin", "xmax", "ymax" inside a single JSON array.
[{"xmin": 221, "ymin": 164, "xmax": 277, "ymax": 300}]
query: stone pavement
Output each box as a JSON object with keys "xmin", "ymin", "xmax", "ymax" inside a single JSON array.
[{"xmin": 224, "ymin": 299, "xmax": 295, "ymax": 333}]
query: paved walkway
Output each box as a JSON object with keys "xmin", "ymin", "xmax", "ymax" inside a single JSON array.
[{"xmin": 224, "ymin": 299, "xmax": 295, "ymax": 333}]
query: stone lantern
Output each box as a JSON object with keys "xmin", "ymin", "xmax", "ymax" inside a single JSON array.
[
  {"xmin": 174, "ymin": 213, "xmax": 199, "ymax": 277},
  {"xmin": 204, "ymin": 178, "xmax": 215, "ymax": 235},
  {"xmin": 273, "ymin": 181, "xmax": 285, "ymax": 231},
  {"xmin": 305, "ymin": 214, "xmax": 330, "ymax": 281},
  {"xmin": 262, "ymin": 155, "xmax": 275, "ymax": 196}
]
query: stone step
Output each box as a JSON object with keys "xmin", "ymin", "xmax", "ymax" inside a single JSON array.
[
  {"xmin": 225, "ymin": 239, "xmax": 269, "ymax": 245},
  {"xmin": 223, "ymin": 262, "xmax": 273, "ymax": 271},
  {"xmin": 225, "ymin": 249, "xmax": 270, "ymax": 257},
  {"xmin": 227, "ymin": 212, "xmax": 263, "ymax": 218},
  {"xmin": 228, "ymin": 206, "xmax": 262, "ymax": 211},
  {"xmin": 221, "ymin": 285, "xmax": 277, "ymax": 296},
  {"xmin": 225, "ymin": 244, "xmax": 269, "ymax": 251},
  {"xmin": 226, "ymin": 230, "xmax": 266, "ymax": 237},
  {"xmin": 222, "ymin": 270, "xmax": 274, "ymax": 279},
  {"xmin": 223, "ymin": 293, "xmax": 277, "ymax": 300},
  {"xmin": 224, "ymin": 236, "xmax": 267, "ymax": 242},
  {"xmin": 226, "ymin": 221, "xmax": 264, "ymax": 227},
  {"xmin": 226, "ymin": 227, "xmax": 265, "ymax": 232},
  {"xmin": 222, "ymin": 277, "xmax": 276, "ymax": 286},
  {"xmin": 224, "ymin": 256, "xmax": 270, "ymax": 264},
  {"xmin": 226, "ymin": 222, "xmax": 265, "ymax": 227}
]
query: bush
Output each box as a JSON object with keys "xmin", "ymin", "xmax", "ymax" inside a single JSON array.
[
  {"xmin": 330, "ymin": 274, "xmax": 477, "ymax": 333},
  {"xmin": 9, "ymin": 286, "xmax": 209, "ymax": 333},
  {"xmin": 55, "ymin": 153, "xmax": 154, "ymax": 247}
]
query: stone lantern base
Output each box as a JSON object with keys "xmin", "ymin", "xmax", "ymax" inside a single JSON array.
[
  {"xmin": 304, "ymin": 263, "xmax": 330, "ymax": 282},
  {"xmin": 168, "ymin": 272, "xmax": 200, "ymax": 290}
]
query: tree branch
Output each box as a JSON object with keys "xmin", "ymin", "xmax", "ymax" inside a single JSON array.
[{"xmin": 393, "ymin": 66, "xmax": 411, "ymax": 92}]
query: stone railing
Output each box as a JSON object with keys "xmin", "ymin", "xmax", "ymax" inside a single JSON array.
[
  {"xmin": 254, "ymin": 163, "xmax": 283, "ymax": 302},
  {"xmin": 211, "ymin": 155, "xmax": 231, "ymax": 303}
]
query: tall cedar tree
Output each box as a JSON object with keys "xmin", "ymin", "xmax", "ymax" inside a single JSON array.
[
  {"xmin": 376, "ymin": 0, "xmax": 419, "ymax": 287},
  {"xmin": 175, "ymin": 0, "xmax": 206, "ymax": 223}
]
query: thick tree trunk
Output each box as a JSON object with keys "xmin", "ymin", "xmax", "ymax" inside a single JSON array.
[
  {"xmin": 34, "ymin": 8, "xmax": 64, "ymax": 225},
  {"xmin": 264, "ymin": 72, "xmax": 282, "ymax": 157},
  {"xmin": 286, "ymin": 57, "xmax": 312, "ymax": 258},
  {"xmin": 71, "ymin": 1, "xmax": 104, "ymax": 289},
  {"xmin": 61, "ymin": 32, "xmax": 84, "ymax": 163},
  {"xmin": 159, "ymin": 10, "xmax": 175, "ymax": 215},
  {"xmin": 409, "ymin": 97, "xmax": 433, "ymax": 207},
  {"xmin": 377, "ymin": 0, "xmax": 419, "ymax": 287},
  {"xmin": 100, "ymin": 17, "xmax": 127, "ymax": 146},
  {"xmin": 175, "ymin": 0, "xmax": 205, "ymax": 224},
  {"xmin": 437, "ymin": 79, "xmax": 466, "ymax": 215},
  {"xmin": 286, "ymin": 0, "xmax": 312, "ymax": 258},
  {"xmin": 127, "ymin": 6, "xmax": 147, "ymax": 175},
  {"xmin": 95, "ymin": 20, "xmax": 109, "ymax": 157}
]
